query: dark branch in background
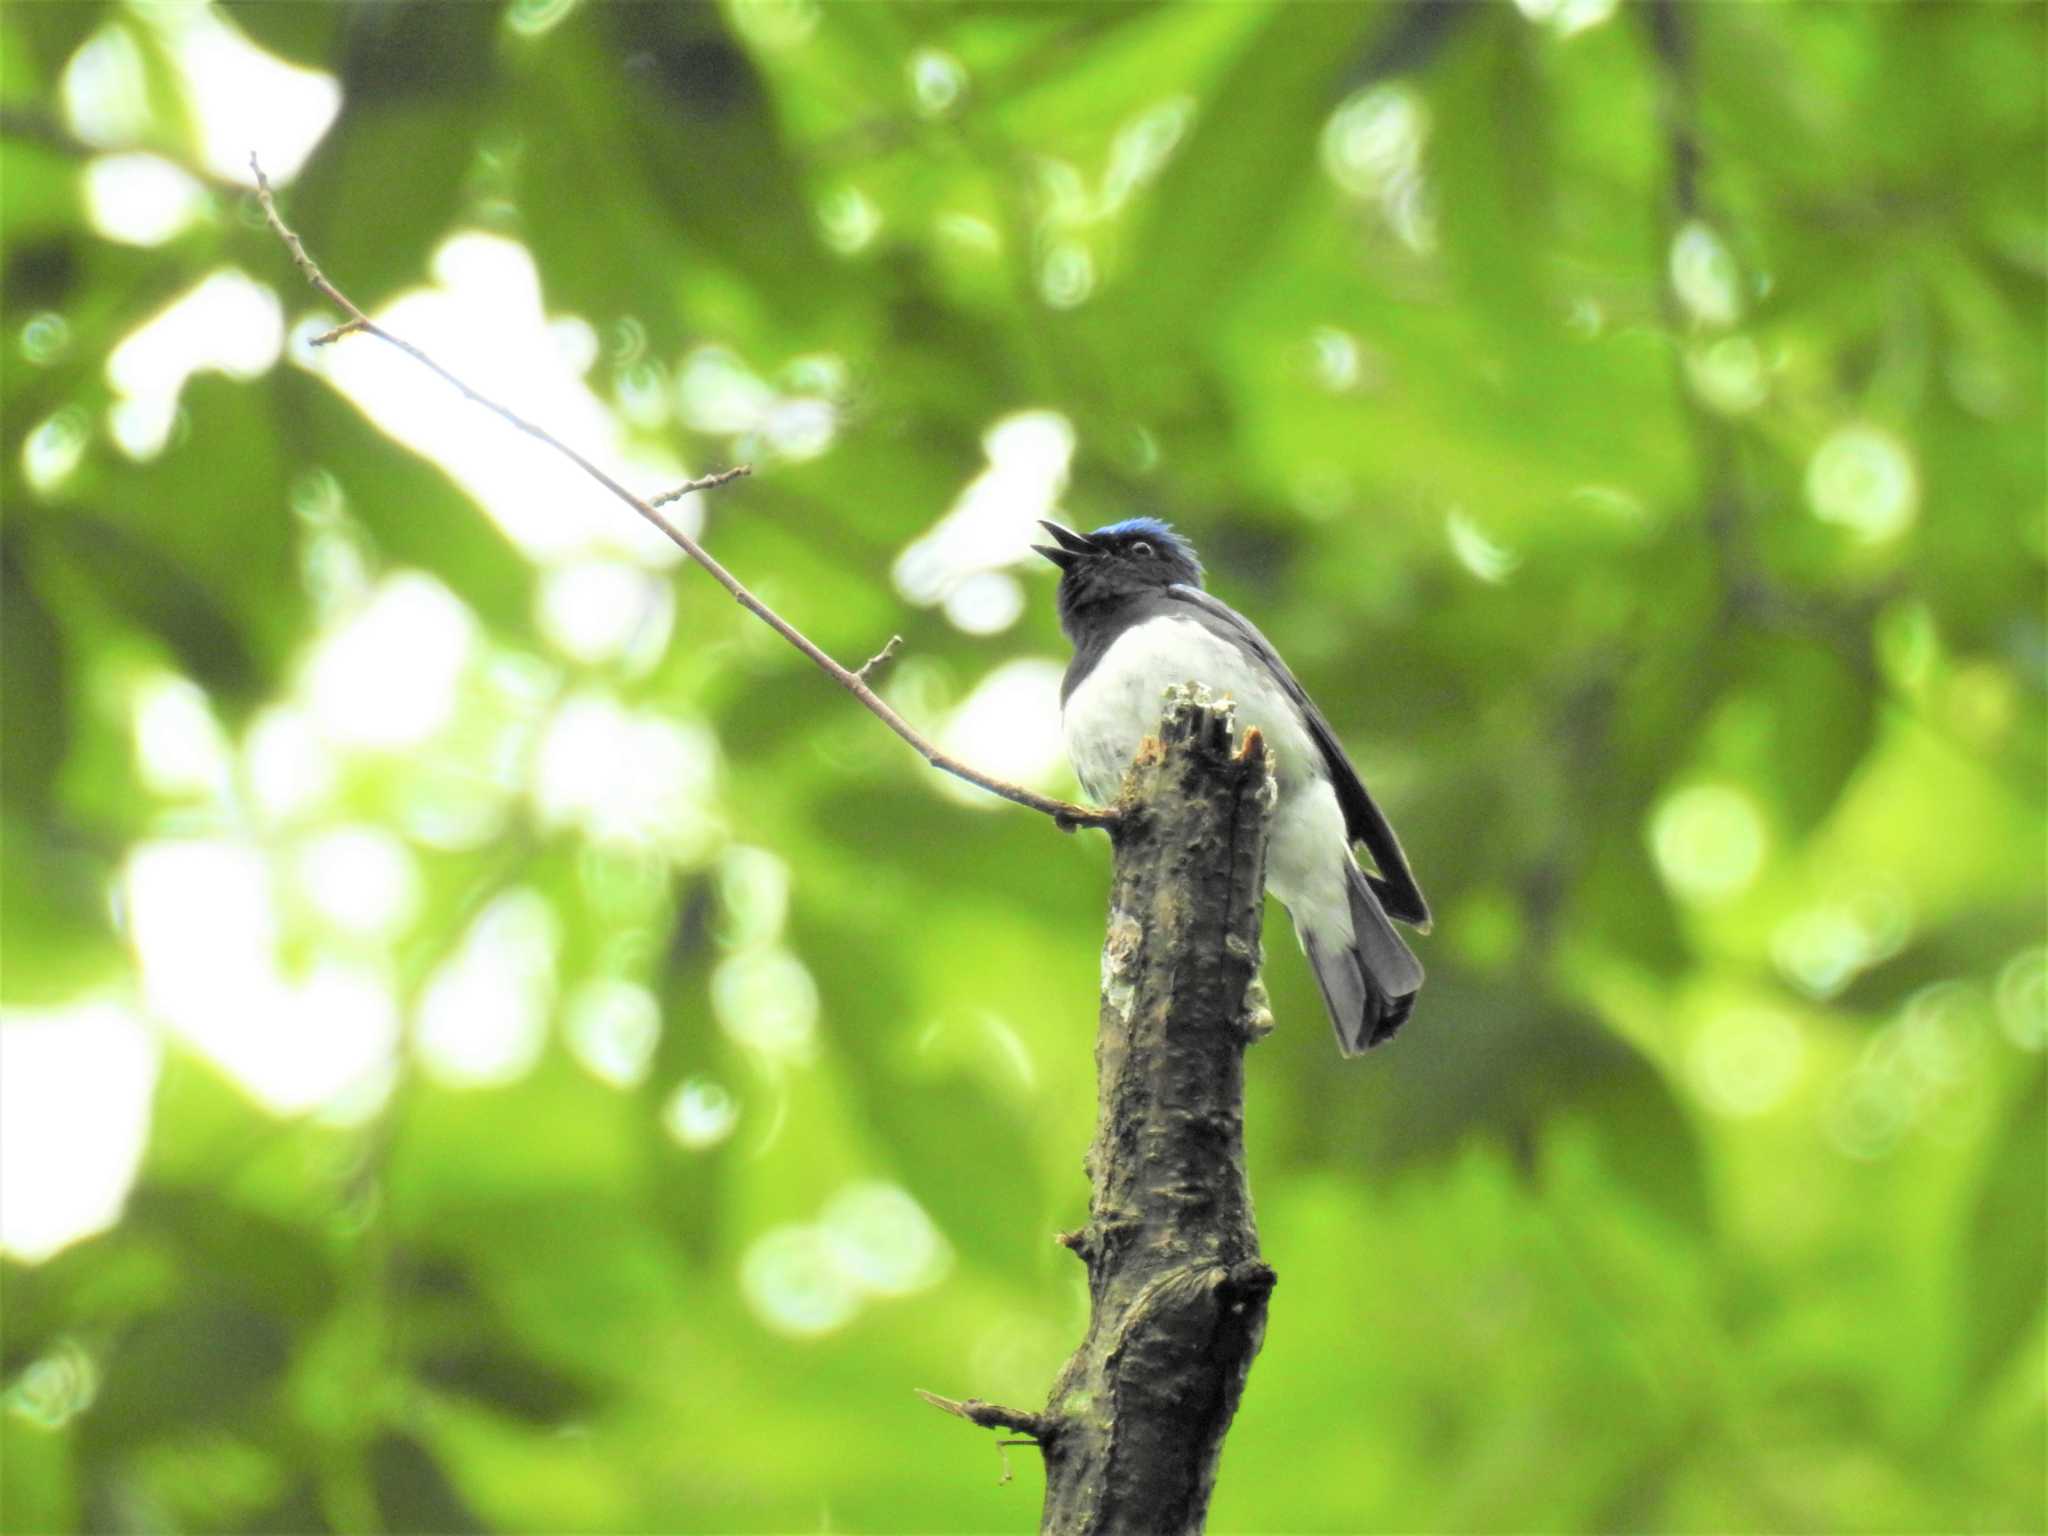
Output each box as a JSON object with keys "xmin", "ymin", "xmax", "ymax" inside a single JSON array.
[
  {"xmin": 1344, "ymin": 0, "xmax": 1475, "ymax": 92},
  {"xmin": 1639, "ymin": 0, "xmax": 1700, "ymax": 220},
  {"xmin": 248, "ymin": 154, "xmax": 1111, "ymax": 829},
  {"xmin": 924, "ymin": 687, "xmax": 1279, "ymax": 1534},
  {"xmin": 1631, "ymin": 19, "xmax": 1896, "ymax": 662}
]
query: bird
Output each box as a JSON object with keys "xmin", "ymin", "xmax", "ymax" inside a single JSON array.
[{"xmin": 1034, "ymin": 517, "xmax": 1429, "ymax": 1053}]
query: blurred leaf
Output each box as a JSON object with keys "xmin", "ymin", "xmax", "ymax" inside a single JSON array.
[
  {"xmin": 370, "ymin": 1430, "xmax": 488, "ymax": 1535},
  {"xmin": 285, "ymin": 2, "xmax": 506, "ymax": 308},
  {"xmin": 1428, "ymin": 7, "xmax": 1550, "ymax": 347},
  {"xmin": 0, "ymin": 534, "xmax": 68, "ymax": 816},
  {"xmin": 92, "ymin": 376, "xmax": 302, "ymax": 703},
  {"xmin": 216, "ymin": 0, "xmax": 346, "ymax": 68},
  {"xmin": 86, "ymin": 1304, "xmax": 292, "ymax": 1443},
  {"xmin": 122, "ymin": 1187, "xmax": 340, "ymax": 1322},
  {"xmin": 0, "ymin": 1420, "xmax": 77, "ymax": 1536},
  {"xmin": 1962, "ymin": 1063, "xmax": 2047, "ymax": 1395},
  {"xmin": 282, "ymin": 370, "xmax": 533, "ymax": 635},
  {"xmin": 3, "ymin": 0, "xmax": 111, "ymax": 85},
  {"xmin": 1361, "ymin": 976, "xmax": 1709, "ymax": 1234},
  {"xmin": 388, "ymin": 1062, "xmax": 643, "ymax": 1223},
  {"xmin": 1123, "ymin": 3, "xmax": 1380, "ymax": 372},
  {"xmin": 43, "ymin": 510, "xmax": 260, "ymax": 701},
  {"xmin": 798, "ymin": 904, "xmax": 1052, "ymax": 1272},
  {"xmin": 1574, "ymin": 812, "xmax": 1691, "ymax": 977},
  {"xmin": 234, "ymin": 1480, "xmax": 335, "ymax": 1536},
  {"xmin": 418, "ymin": 1345, "xmax": 595, "ymax": 1429},
  {"xmin": 0, "ymin": 812, "xmax": 120, "ymax": 1006},
  {"xmin": 1739, "ymin": 636, "xmax": 1877, "ymax": 835}
]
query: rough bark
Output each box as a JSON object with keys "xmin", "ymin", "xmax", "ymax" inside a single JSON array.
[{"xmin": 927, "ymin": 687, "xmax": 1279, "ymax": 1533}]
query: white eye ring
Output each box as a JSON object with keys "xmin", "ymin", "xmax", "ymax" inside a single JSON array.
[{"xmin": 1131, "ymin": 540, "xmax": 1155, "ymax": 557}]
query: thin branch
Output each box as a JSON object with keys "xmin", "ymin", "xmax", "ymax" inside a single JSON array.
[{"xmin": 248, "ymin": 153, "xmax": 1111, "ymax": 828}]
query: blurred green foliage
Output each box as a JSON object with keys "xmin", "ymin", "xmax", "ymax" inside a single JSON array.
[{"xmin": 3, "ymin": 2, "xmax": 2044, "ymax": 1532}]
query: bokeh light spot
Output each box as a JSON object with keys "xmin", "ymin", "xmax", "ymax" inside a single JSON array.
[
  {"xmin": 23, "ymin": 409, "xmax": 90, "ymax": 494},
  {"xmin": 818, "ymin": 185, "xmax": 882, "ymax": 255},
  {"xmin": 85, "ymin": 154, "xmax": 206, "ymax": 246},
  {"xmin": 1995, "ymin": 946, "xmax": 2046, "ymax": 1052},
  {"xmin": 937, "ymin": 659, "xmax": 1068, "ymax": 807},
  {"xmin": 20, "ymin": 312, "xmax": 71, "ymax": 366},
  {"xmin": 125, "ymin": 841, "xmax": 400, "ymax": 1114},
  {"xmin": 1040, "ymin": 242, "xmax": 1096, "ymax": 309},
  {"xmin": 243, "ymin": 705, "xmax": 339, "ymax": 825},
  {"xmin": 664, "ymin": 1077, "xmax": 740, "ymax": 1150},
  {"xmin": 1649, "ymin": 784, "xmax": 1769, "ymax": 904},
  {"xmin": 1806, "ymin": 425, "xmax": 1918, "ymax": 544},
  {"xmin": 1513, "ymin": 0, "xmax": 1621, "ymax": 36},
  {"xmin": 415, "ymin": 889, "xmax": 558, "ymax": 1088},
  {"xmin": 718, "ymin": 846, "xmax": 791, "ymax": 951},
  {"xmin": 1322, "ymin": 83, "xmax": 1427, "ymax": 202},
  {"xmin": 942, "ymin": 571, "xmax": 1026, "ymax": 635},
  {"xmin": 820, "ymin": 1183, "xmax": 952, "ymax": 1299},
  {"xmin": 533, "ymin": 691, "xmax": 721, "ymax": 857},
  {"xmin": 306, "ymin": 574, "xmax": 477, "ymax": 750},
  {"xmin": 1446, "ymin": 508, "xmax": 1520, "ymax": 585},
  {"xmin": 894, "ymin": 410, "xmax": 1075, "ymax": 614},
  {"xmin": 908, "ymin": 48, "xmax": 967, "ymax": 118},
  {"xmin": 732, "ymin": 0, "xmax": 819, "ymax": 49},
  {"xmin": 0, "ymin": 1004, "xmax": 157, "ymax": 1264},
  {"xmin": 293, "ymin": 825, "xmax": 421, "ymax": 941},
  {"xmin": 714, "ymin": 948, "xmax": 821, "ymax": 1063},
  {"xmin": 1687, "ymin": 1008, "xmax": 1805, "ymax": 1118},
  {"xmin": 536, "ymin": 559, "xmax": 672, "ymax": 668},
  {"xmin": 1669, "ymin": 221, "xmax": 1742, "ymax": 328},
  {"xmin": 1685, "ymin": 336, "xmax": 1769, "ymax": 415},
  {"xmin": 3, "ymin": 1338, "xmax": 101, "ymax": 1426},
  {"xmin": 740, "ymin": 1225, "xmax": 861, "ymax": 1337},
  {"xmin": 132, "ymin": 673, "xmax": 232, "ymax": 799},
  {"xmin": 507, "ymin": 0, "xmax": 581, "ymax": 37},
  {"xmin": 565, "ymin": 979, "xmax": 662, "ymax": 1088}
]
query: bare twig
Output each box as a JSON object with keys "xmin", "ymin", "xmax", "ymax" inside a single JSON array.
[
  {"xmin": 913, "ymin": 1389, "xmax": 1051, "ymax": 1442},
  {"xmin": 855, "ymin": 634, "xmax": 903, "ymax": 681},
  {"xmin": 249, "ymin": 153, "xmax": 1111, "ymax": 828},
  {"xmin": 312, "ymin": 318, "xmax": 370, "ymax": 346},
  {"xmin": 651, "ymin": 465, "xmax": 752, "ymax": 505}
]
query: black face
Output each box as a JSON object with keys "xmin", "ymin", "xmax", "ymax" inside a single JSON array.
[{"xmin": 1035, "ymin": 519, "xmax": 1206, "ymax": 637}]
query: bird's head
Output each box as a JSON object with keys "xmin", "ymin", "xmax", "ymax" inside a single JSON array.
[{"xmin": 1034, "ymin": 518, "xmax": 1205, "ymax": 636}]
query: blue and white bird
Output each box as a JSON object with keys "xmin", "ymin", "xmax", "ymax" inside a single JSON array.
[{"xmin": 1036, "ymin": 517, "xmax": 1429, "ymax": 1053}]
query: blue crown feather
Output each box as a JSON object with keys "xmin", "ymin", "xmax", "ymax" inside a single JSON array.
[
  {"xmin": 1089, "ymin": 518, "xmax": 1203, "ymax": 579},
  {"xmin": 1092, "ymin": 516, "xmax": 1179, "ymax": 542}
]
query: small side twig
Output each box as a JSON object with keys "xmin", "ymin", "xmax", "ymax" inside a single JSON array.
[
  {"xmin": 855, "ymin": 634, "xmax": 903, "ymax": 682},
  {"xmin": 652, "ymin": 466, "xmax": 752, "ymax": 505},
  {"xmin": 914, "ymin": 1390, "xmax": 1051, "ymax": 1443},
  {"xmin": 312, "ymin": 318, "xmax": 369, "ymax": 346},
  {"xmin": 249, "ymin": 153, "xmax": 1111, "ymax": 830}
]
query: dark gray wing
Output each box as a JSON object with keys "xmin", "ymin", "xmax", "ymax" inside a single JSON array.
[{"xmin": 1164, "ymin": 584, "xmax": 1430, "ymax": 930}]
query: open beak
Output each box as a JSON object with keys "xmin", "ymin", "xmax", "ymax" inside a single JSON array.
[{"xmin": 1033, "ymin": 520, "xmax": 1100, "ymax": 570}]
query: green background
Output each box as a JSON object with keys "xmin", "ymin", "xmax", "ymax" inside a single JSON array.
[{"xmin": 3, "ymin": 2, "xmax": 2043, "ymax": 1531}]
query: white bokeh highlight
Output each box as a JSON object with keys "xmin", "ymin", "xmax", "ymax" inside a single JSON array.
[{"xmin": 0, "ymin": 1004, "xmax": 159, "ymax": 1264}]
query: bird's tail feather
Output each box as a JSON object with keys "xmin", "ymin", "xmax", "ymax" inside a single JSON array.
[{"xmin": 1303, "ymin": 863, "xmax": 1425, "ymax": 1055}]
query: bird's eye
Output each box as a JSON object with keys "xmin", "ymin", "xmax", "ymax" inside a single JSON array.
[{"xmin": 1131, "ymin": 540, "xmax": 1155, "ymax": 557}]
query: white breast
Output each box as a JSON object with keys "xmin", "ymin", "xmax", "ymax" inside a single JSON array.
[
  {"xmin": 1062, "ymin": 613, "xmax": 1357, "ymax": 948},
  {"xmin": 1062, "ymin": 616, "xmax": 1321, "ymax": 804}
]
